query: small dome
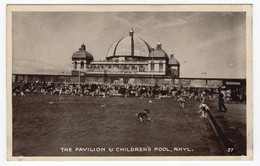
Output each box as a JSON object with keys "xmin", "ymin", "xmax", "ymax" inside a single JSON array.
[
  {"xmin": 169, "ymin": 53, "xmax": 179, "ymax": 66},
  {"xmin": 72, "ymin": 50, "xmax": 93, "ymax": 60},
  {"xmin": 149, "ymin": 49, "xmax": 169, "ymax": 58},
  {"xmin": 72, "ymin": 44, "xmax": 93, "ymax": 61},
  {"xmin": 169, "ymin": 58, "xmax": 179, "ymax": 65}
]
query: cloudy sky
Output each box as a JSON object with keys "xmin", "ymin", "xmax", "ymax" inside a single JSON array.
[{"xmin": 12, "ymin": 12, "xmax": 246, "ymax": 78}]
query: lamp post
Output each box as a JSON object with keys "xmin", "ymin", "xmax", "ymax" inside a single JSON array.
[
  {"xmin": 78, "ymin": 69, "xmax": 81, "ymax": 86},
  {"xmin": 150, "ymin": 57, "xmax": 154, "ymax": 85},
  {"xmin": 61, "ymin": 71, "xmax": 64, "ymax": 82},
  {"xmin": 150, "ymin": 57, "xmax": 154, "ymax": 97}
]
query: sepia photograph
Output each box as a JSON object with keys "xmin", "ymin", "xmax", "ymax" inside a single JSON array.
[{"xmin": 6, "ymin": 5, "xmax": 252, "ymax": 161}]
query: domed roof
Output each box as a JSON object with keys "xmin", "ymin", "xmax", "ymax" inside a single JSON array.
[
  {"xmin": 106, "ymin": 29, "xmax": 152, "ymax": 58},
  {"xmin": 169, "ymin": 53, "xmax": 179, "ymax": 66},
  {"xmin": 149, "ymin": 49, "xmax": 169, "ymax": 58},
  {"xmin": 72, "ymin": 44, "xmax": 93, "ymax": 61}
]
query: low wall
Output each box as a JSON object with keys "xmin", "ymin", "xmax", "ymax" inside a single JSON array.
[{"xmin": 207, "ymin": 110, "xmax": 246, "ymax": 156}]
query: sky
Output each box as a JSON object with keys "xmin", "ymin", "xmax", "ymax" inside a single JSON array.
[{"xmin": 12, "ymin": 12, "xmax": 246, "ymax": 78}]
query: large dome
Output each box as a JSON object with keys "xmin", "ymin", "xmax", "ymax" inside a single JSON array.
[{"xmin": 106, "ymin": 29, "xmax": 152, "ymax": 58}]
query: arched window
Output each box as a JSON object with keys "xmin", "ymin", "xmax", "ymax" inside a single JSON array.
[
  {"xmin": 80, "ymin": 61, "xmax": 84, "ymax": 69},
  {"xmin": 139, "ymin": 66, "xmax": 145, "ymax": 72},
  {"xmin": 124, "ymin": 65, "xmax": 129, "ymax": 70},
  {"xmin": 74, "ymin": 61, "xmax": 77, "ymax": 69},
  {"xmin": 131, "ymin": 66, "xmax": 137, "ymax": 70},
  {"xmin": 86, "ymin": 65, "xmax": 90, "ymax": 71}
]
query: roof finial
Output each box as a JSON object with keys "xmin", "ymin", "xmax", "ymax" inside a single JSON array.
[
  {"xmin": 129, "ymin": 28, "xmax": 134, "ymax": 56},
  {"xmin": 129, "ymin": 28, "xmax": 134, "ymax": 37},
  {"xmin": 170, "ymin": 52, "xmax": 174, "ymax": 59},
  {"xmin": 81, "ymin": 43, "xmax": 86, "ymax": 51},
  {"xmin": 156, "ymin": 41, "xmax": 162, "ymax": 50}
]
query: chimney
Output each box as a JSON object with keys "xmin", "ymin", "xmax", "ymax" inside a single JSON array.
[{"xmin": 156, "ymin": 41, "xmax": 162, "ymax": 50}]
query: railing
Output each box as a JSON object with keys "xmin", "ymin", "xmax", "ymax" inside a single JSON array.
[
  {"xmin": 80, "ymin": 71, "xmax": 165, "ymax": 76},
  {"xmin": 72, "ymin": 69, "xmax": 165, "ymax": 75},
  {"xmin": 90, "ymin": 61, "xmax": 148, "ymax": 64}
]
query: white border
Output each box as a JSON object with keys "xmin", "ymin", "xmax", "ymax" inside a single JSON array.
[{"xmin": 1, "ymin": 0, "xmax": 260, "ymax": 166}]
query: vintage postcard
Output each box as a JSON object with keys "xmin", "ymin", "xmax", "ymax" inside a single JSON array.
[{"xmin": 6, "ymin": 5, "xmax": 253, "ymax": 161}]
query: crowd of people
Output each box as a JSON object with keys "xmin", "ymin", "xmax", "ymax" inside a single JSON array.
[
  {"xmin": 12, "ymin": 80, "xmax": 246, "ymax": 103},
  {"xmin": 12, "ymin": 80, "xmax": 247, "ymax": 120},
  {"xmin": 12, "ymin": 81, "xmax": 217, "ymax": 100}
]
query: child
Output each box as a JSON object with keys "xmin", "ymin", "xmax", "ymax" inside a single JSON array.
[
  {"xmin": 178, "ymin": 95, "xmax": 185, "ymax": 108},
  {"xmin": 198, "ymin": 102, "xmax": 210, "ymax": 118},
  {"xmin": 59, "ymin": 88, "xmax": 63, "ymax": 96},
  {"xmin": 20, "ymin": 91, "xmax": 25, "ymax": 97},
  {"xmin": 200, "ymin": 91, "xmax": 206, "ymax": 102},
  {"xmin": 137, "ymin": 109, "xmax": 153, "ymax": 122}
]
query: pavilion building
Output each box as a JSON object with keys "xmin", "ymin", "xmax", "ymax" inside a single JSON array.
[
  {"xmin": 71, "ymin": 28, "xmax": 180, "ymax": 84},
  {"xmin": 12, "ymin": 30, "xmax": 246, "ymax": 91}
]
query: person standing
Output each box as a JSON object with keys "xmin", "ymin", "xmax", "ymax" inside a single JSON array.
[
  {"xmin": 178, "ymin": 94, "xmax": 185, "ymax": 109},
  {"xmin": 219, "ymin": 87, "xmax": 228, "ymax": 112}
]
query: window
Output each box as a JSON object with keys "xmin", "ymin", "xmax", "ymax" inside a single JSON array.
[
  {"xmin": 113, "ymin": 57, "xmax": 119, "ymax": 62},
  {"xmin": 125, "ymin": 57, "xmax": 132, "ymax": 61},
  {"xmin": 159, "ymin": 62, "xmax": 163, "ymax": 71},
  {"xmin": 86, "ymin": 65, "xmax": 90, "ymax": 71},
  {"xmin": 101, "ymin": 66, "xmax": 105, "ymax": 71},
  {"xmin": 80, "ymin": 61, "xmax": 84, "ymax": 69},
  {"xmin": 131, "ymin": 66, "xmax": 137, "ymax": 70},
  {"xmin": 94, "ymin": 65, "xmax": 100, "ymax": 72},
  {"xmin": 74, "ymin": 61, "xmax": 77, "ymax": 69},
  {"xmin": 151, "ymin": 62, "xmax": 155, "ymax": 71},
  {"xmin": 139, "ymin": 66, "xmax": 145, "ymax": 72},
  {"xmin": 124, "ymin": 66, "xmax": 129, "ymax": 70}
]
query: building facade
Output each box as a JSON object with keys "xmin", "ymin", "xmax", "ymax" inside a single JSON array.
[{"xmin": 71, "ymin": 28, "xmax": 180, "ymax": 84}]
